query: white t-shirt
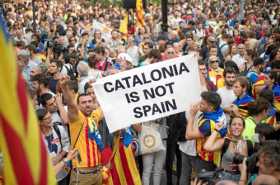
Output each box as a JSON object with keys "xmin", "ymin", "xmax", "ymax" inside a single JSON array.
[
  {"xmin": 217, "ymin": 86, "xmax": 236, "ymax": 123},
  {"xmin": 232, "ymin": 54, "xmax": 246, "ymax": 69},
  {"xmin": 44, "ymin": 125, "xmax": 70, "ymax": 181}
]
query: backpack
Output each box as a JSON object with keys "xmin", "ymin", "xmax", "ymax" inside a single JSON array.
[
  {"xmin": 53, "ymin": 122, "xmax": 63, "ymax": 148},
  {"xmin": 222, "ymin": 138, "xmax": 254, "ymax": 157},
  {"xmin": 64, "ymin": 64, "xmax": 76, "ymax": 80}
]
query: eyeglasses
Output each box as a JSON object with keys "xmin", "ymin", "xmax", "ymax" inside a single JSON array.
[{"xmin": 168, "ymin": 51, "xmax": 175, "ymax": 54}]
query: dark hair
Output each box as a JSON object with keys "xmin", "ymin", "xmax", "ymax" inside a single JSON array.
[
  {"xmin": 223, "ymin": 67, "xmax": 237, "ymax": 77},
  {"xmin": 84, "ymin": 82, "xmax": 92, "ymax": 94},
  {"xmin": 39, "ymin": 93, "xmax": 54, "ymax": 107},
  {"xmin": 259, "ymin": 89, "xmax": 274, "ymax": 104},
  {"xmin": 255, "ymin": 124, "xmax": 276, "ymax": 141},
  {"xmin": 38, "ymin": 76, "xmax": 51, "ymax": 87},
  {"xmin": 271, "ymin": 60, "xmax": 280, "ymax": 70},
  {"xmin": 258, "ymin": 141, "xmax": 280, "ymax": 171},
  {"xmin": 50, "ymin": 59, "xmax": 63, "ymax": 70},
  {"xmin": 248, "ymin": 98, "xmax": 270, "ymax": 116},
  {"xmin": 94, "ymin": 46, "xmax": 105, "ymax": 54},
  {"xmin": 229, "ymin": 116, "xmax": 245, "ymax": 127},
  {"xmin": 198, "ymin": 59, "xmax": 206, "ymax": 66},
  {"xmin": 77, "ymin": 93, "xmax": 92, "ymax": 104},
  {"xmin": 200, "ymin": 91, "xmax": 221, "ymax": 110},
  {"xmin": 67, "ymin": 80, "xmax": 78, "ymax": 93},
  {"xmin": 224, "ymin": 60, "xmax": 240, "ymax": 74},
  {"xmin": 31, "ymin": 74, "xmax": 42, "ymax": 82},
  {"xmin": 253, "ymin": 57, "xmax": 264, "ymax": 66},
  {"xmin": 36, "ymin": 108, "xmax": 48, "ymax": 121}
]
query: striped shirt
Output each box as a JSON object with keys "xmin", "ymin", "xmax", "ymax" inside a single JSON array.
[{"xmin": 70, "ymin": 108, "xmax": 102, "ymax": 168}]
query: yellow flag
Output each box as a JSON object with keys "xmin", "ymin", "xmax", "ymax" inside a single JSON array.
[
  {"xmin": 0, "ymin": 14, "xmax": 56, "ymax": 185},
  {"xmin": 119, "ymin": 13, "xmax": 128, "ymax": 34}
]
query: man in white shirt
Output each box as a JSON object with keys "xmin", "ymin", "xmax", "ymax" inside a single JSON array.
[
  {"xmin": 232, "ymin": 44, "xmax": 247, "ymax": 70},
  {"xmin": 217, "ymin": 67, "xmax": 237, "ymax": 123}
]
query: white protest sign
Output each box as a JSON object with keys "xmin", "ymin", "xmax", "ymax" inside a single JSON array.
[{"xmin": 93, "ymin": 55, "xmax": 202, "ymax": 133}]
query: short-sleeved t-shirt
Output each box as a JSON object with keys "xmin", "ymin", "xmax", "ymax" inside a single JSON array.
[
  {"xmin": 70, "ymin": 108, "xmax": 102, "ymax": 168},
  {"xmin": 243, "ymin": 116, "xmax": 256, "ymax": 142}
]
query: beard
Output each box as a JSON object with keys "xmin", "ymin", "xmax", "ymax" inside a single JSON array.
[{"xmin": 225, "ymin": 80, "xmax": 234, "ymax": 87}]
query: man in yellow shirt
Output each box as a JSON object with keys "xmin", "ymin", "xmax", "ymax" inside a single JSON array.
[{"xmin": 60, "ymin": 76, "xmax": 104, "ymax": 185}]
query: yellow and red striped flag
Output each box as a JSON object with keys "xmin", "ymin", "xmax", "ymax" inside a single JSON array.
[
  {"xmin": 0, "ymin": 14, "xmax": 56, "ymax": 185},
  {"xmin": 106, "ymin": 135, "xmax": 141, "ymax": 185},
  {"xmin": 136, "ymin": 0, "xmax": 145, "ymax": 27}
]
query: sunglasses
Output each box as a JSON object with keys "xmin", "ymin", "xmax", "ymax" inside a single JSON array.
[{"xmin": 210, "ymin": 60, "xmax": 218, "ymax": 63}]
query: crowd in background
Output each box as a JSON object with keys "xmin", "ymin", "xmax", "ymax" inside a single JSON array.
[{"xmin": 1, "ymin": 0, "xmax": 280, "ymax": 185}]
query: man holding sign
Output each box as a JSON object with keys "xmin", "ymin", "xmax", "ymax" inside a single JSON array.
[{"xmin": 93, "ymin": 55, "xmax": 202, "ymax": 133}]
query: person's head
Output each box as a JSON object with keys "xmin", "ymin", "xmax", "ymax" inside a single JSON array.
[
  {"xmin": 248, "ymin": 97, "xmax": 270, "ymax": 118},
  {"xmin": 229, "ymin": 116, "xmax": 245, "ymax": 137},
  {"xmin": 209, "ymin": 55, "xmax": 219, "ymax": 70},
  {"xmin": 209, "ymin": 47, "xmax": 218, "ymax": 57},
  {"xmin": 30, "ymin": 74, "xmax": 41, "ymax": 92},
  {"xmin": 67, "ymin": 80, "xmax": 79, "ymax": 94},
  {"xmin": 143, "ymin": 41, "xmax": 153, "ymax": 55},
  {"xmin": 165, "ymin": 47, "xmax": 176, "ymax": 59},
  {"xmin": 257, "ymin": 141, "xmax": 280, "ymax": 177},
  {"xmin": 84, "ymin": 82, "xmax": 97, "ymax": 102},
  {"xmin": 253, "ymin": 57, "xmax": 265, "ymax": 73},
  {"xmin": 77, "ymin": 93, "xmax": 94, "ymax": 116},
  {"xmin": 224, "ymin": 60, "xmax": 240, "ymax": 74},
  {"xmin": 94, "ymin": 46, "xmax": 105, "ymax": 60},
  {"xmin": 40, "ymin": 93, "xmax": 57, "ymax": 113},
  {"xmin": 233, "ymin": 76, "xmax": 248, "ymax": 97},
  {"xmin": 231, "ymin": 44, "xmax": 238, "ymax": 55},
  {"xmin": 30, "ymin": 65, "xmax": 42, "ymax": 78},
  {"xmin": 38, "ymin": 75, "xmax": 50, "ymax": 92},
  {"xmin": 255, "ymin": 124, "xmax": 276, "ymax": 144},
  {"xmin": 259, "ymin": 89, "xmax": 274, "ymax": 105},
  {"xmin": 36, "ymin": 108, "xmax": 52, "ymax": 129},
  {"xmin": 48, "ymin": 59, "xmax": 62, "ymax": 75},
  {"xmin": 198, "ymin": 59, "xmax": 208, "ymax": 78},
  {"xmin": 200, "ymin": 91, "xmax": 221, "ymax": 112},
  {"xmin": 223, "ymin": 67, "xmax": 237, "ymax": 88},
  {"xmin": 237, "ymin": 44, "xmax": 246, "ymax": 56},
  {"xmin": 77, "ymin": 62, "xmax": 89, "ymax": 77},
  {"xmin": 207, "ymin": 36, "xmax": 216, "ymax": 47}
]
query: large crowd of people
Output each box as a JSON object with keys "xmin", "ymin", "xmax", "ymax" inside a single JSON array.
[{"xmin": 1, "ymin": 0, "xmax": 280, "ymax": 185}]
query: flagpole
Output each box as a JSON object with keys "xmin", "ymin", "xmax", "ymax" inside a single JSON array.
[
  {"xmin": 32, "ymin": 0, "xmax": 36, "ymax": 33},
  {"xmin": 161, "ymin": 0, "xmax": 168, "ymax": 32}
]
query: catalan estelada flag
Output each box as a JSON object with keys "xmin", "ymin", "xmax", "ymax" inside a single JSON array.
[
  {"xmin": 136, "ymin": 0, "xmax": 145, "ymax": 27},
  {"xmin": 233, "ymin": 94, "xmax": 254, "ymax": 118},
  {"xmin": 106, "ymin": 134, "xmax": 141, "ymax": 185},
  {"xmin": 0, "ymin": 14, "xmax": 56, "ymax": 185}
]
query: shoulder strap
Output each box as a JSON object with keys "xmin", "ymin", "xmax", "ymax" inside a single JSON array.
[
  {"xmin": 72, "ymin": 118, "xmax": 85, "ymax": 148},
  {"xmin": 53, "ymin": 123, "xmax": 62, "ymax": 147},
  {"xmin": 246, "ymin": 140, "xmax": 254, "ymax": 156},
  {"xmin": 222, "ymin": 138, "xmax": 230, "ymax": 156}
]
